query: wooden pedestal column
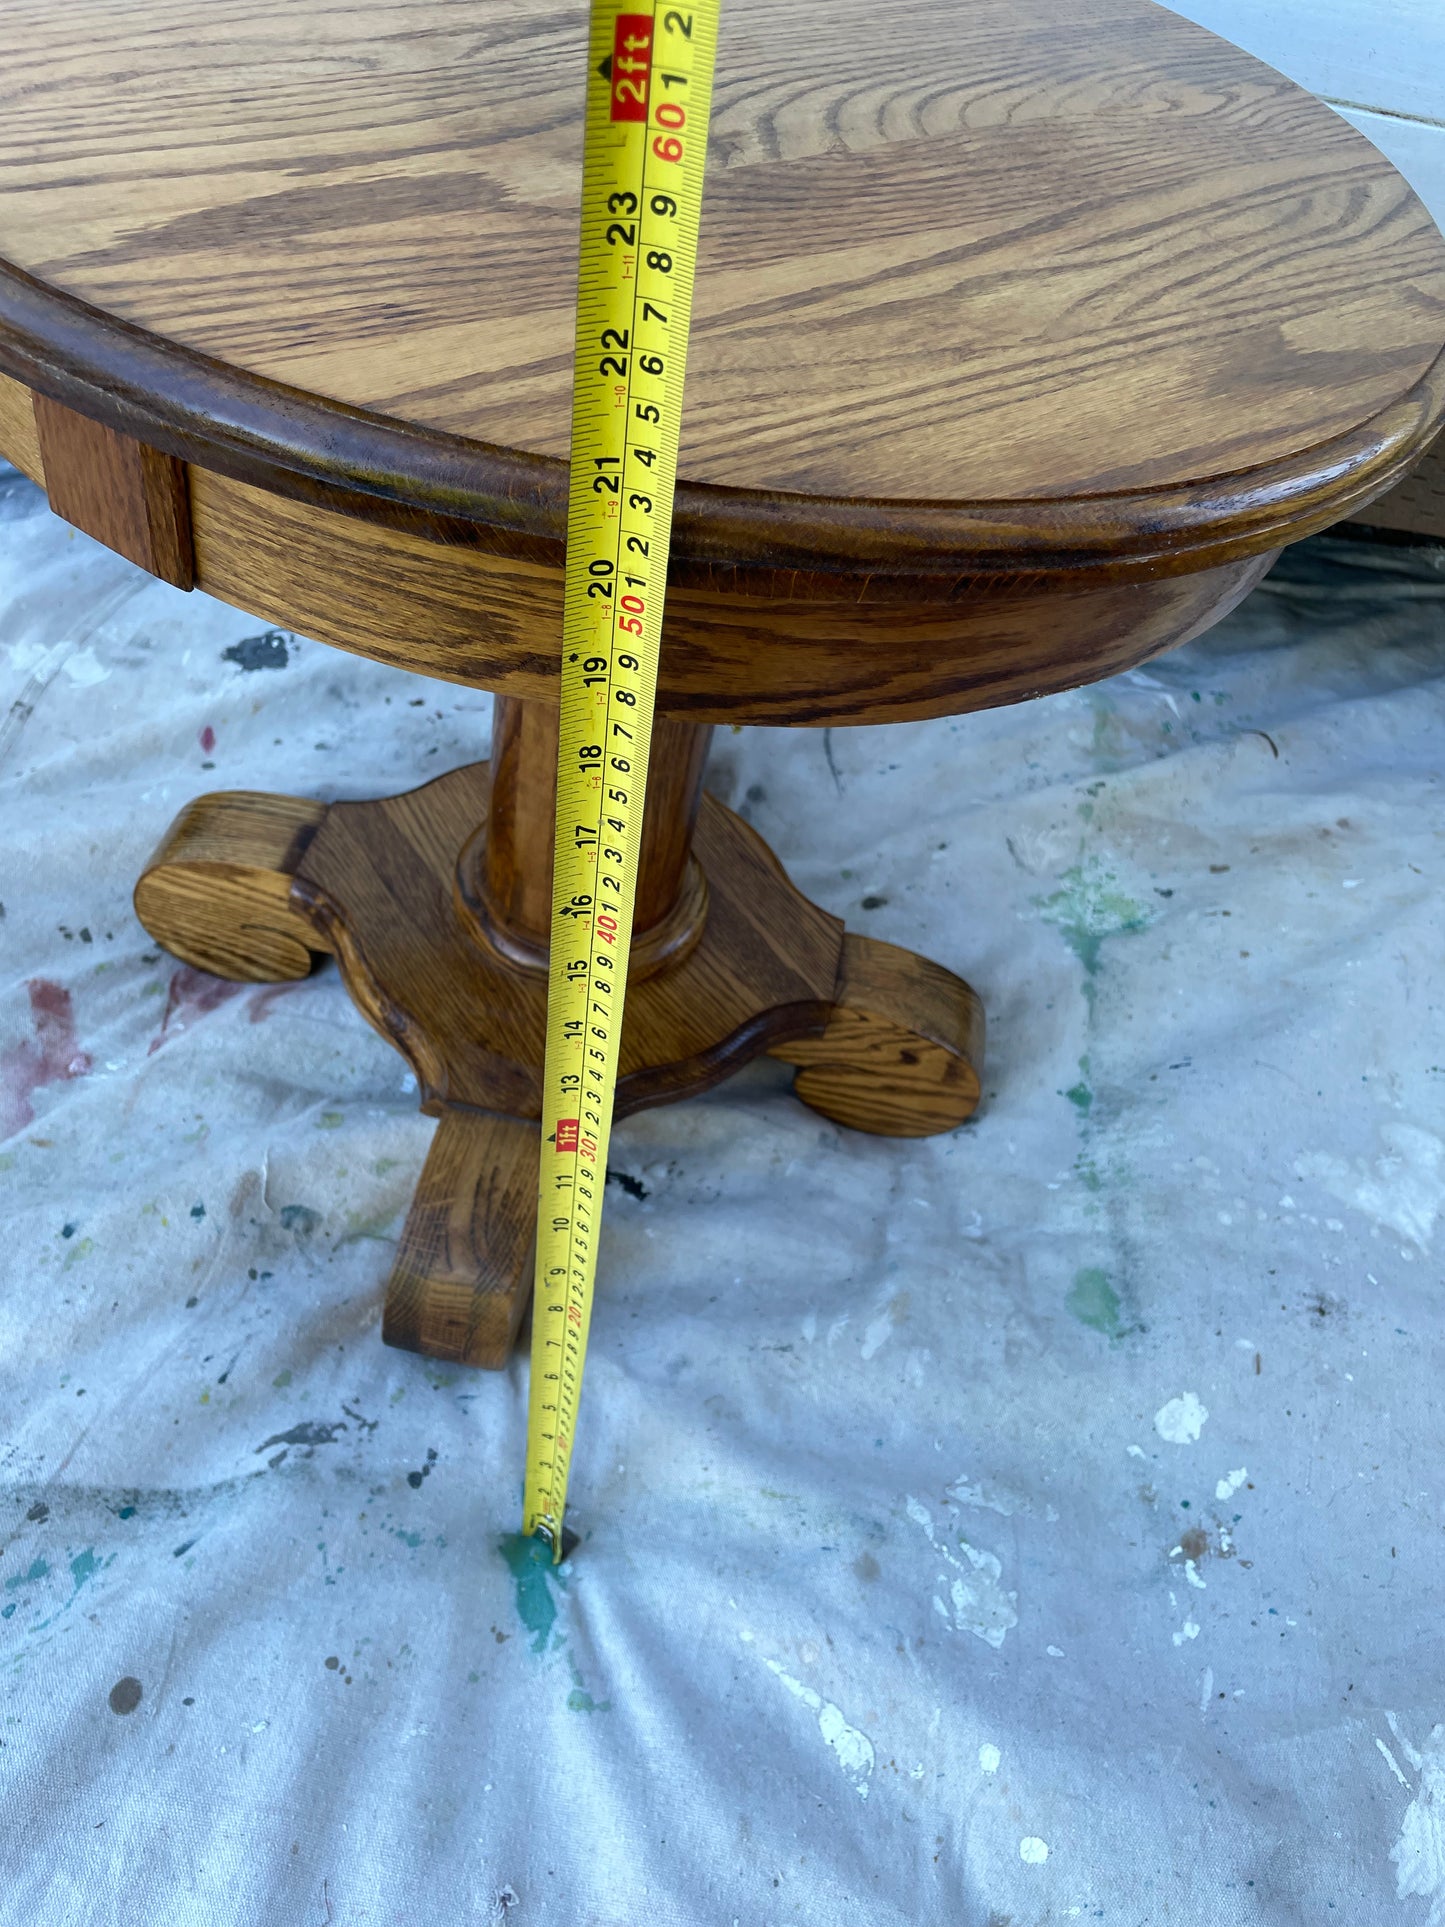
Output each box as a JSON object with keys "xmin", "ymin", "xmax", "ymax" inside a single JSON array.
[
  {"xmin": 457, "ymin": 697, "xmax": 713, "ymax": 978},
  {"xmin": 133, "ymin": 701, "xmax": 985, "ymax": 1367}
]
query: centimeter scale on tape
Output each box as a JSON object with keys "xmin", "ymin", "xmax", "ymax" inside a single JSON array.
[{"xmin": 522, "ymin": 0, "xmax": 721, "ymax": 1558}]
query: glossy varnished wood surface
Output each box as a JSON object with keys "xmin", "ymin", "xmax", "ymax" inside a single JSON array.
[
  {"xmin": 0, "ymin": 395, "xmax": 1289, "ymax": 722},
  {"xmin": 181, "ymin": 469, "xmax": 1283, "ymax": 724},
  {"xmin": 134, "ymin": 760, "xmax": 980, "ymax": 1142},
  {"xmin": 382, "ymin": 1105, "xmax": 539, "ymax": 1369},
  {"xmin": 289, "ymin": 764, "xmax": 846, "ymax": 1121},
  {"xmin": 459, "ymin": 697, "xmax": 713, "ymax": 971},
  {"xmin": 0, "ymin": 370, "xmax": 40, "ymax": 479},
  {"xmin": 133, "ymin": 763, "xmax": 988, "ymax": 1360},
  {"xmin": 134, "ymin": 790, "xmax": 328, "ymax": 981},
  {"xmin": 32, "ymin": 393, "xmax": 194, "ymax": 588},
  {"xmin": 0, "ymin": 0, "xmax": 1441, "ymax": 592}
]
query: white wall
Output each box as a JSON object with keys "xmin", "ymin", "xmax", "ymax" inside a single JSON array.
[{"xmin": 1162, "ymin": 0, "xmax": 1445, "ymax": 227}]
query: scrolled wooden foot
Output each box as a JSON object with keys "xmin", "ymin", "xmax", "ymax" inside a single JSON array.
[
  {"xmin": 770, "ymin": 932, "xmax": 984, "ymax": 1137},
  {"xmin": 133, "ymin": 790, "xmax": 330, "ymax": 981},
  {"xmin": 381, "ymin": 1105, "xmax": 538, "ymax": 1369}
]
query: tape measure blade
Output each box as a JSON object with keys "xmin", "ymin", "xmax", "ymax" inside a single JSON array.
[{"xmin": 522, "ymin": 0, "xmax": 719, "ymax": 1555}]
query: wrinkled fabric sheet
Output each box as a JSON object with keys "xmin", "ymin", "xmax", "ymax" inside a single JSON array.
[{"xmin": 3, "ymin": 456, "xmax": 1445, "ymax": 1925}]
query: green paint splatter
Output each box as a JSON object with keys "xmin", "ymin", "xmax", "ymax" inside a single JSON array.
[
  {"xmin": 62, "ymin": 1237, "xmax": 95, "ymax": 1270},
  {"xmin": 4, "ymin": 1556, "xmax": 50, "ymax": 1592},
  {"xmin": 1036, "ymin": 863, "xmax": 1153, "ymax": 979},
  {"xmin": 1063, "ymin": 1052, "xmax": 1095, "ymax": 1115},
  {"xmin": 21, "ymin": 1547, "xmax": 113, "ymax": 1632},
  {"xmin": 566, "ymin": 1657, "xmax": 612, "ymax": 1713},
  {"xmin": 1068, "ymin": 1267, "xmax": 1124, "ymax": 1338},
  {"xmin": 317, "ymin": 1112, "xmax": 344, "ymax": 1131},
  {"xmin": 392, "ymin": 1528, "xmax": 424, "ymax": 1550},
  {"xmin": 498, "ymin": 1533, "xmax": 565, "ymax": 1654},
  {"xmin": 272, "ymin": 1369, "xmax": 292, "ymax": 1389},
  {"xmin": 68, "ymin": 1548, "xmax": 100, "ymax": 1590},
  {"xmin": 567, "ymin": 1684, "xmax": 611, "ymax": 1713}
]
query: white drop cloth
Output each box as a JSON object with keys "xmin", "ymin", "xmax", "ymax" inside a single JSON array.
[{"xmin": 2, "ymin": 457, "xmax": 1445, "ymax": 1923}]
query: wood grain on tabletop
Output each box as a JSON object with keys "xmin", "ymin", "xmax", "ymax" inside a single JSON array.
[{"xmin": 0, "ymin": 0, "xmax": 1441, "ymax": 567}]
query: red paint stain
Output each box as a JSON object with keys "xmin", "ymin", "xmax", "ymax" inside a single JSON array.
[
  {"xmin": 248, "ymin": 982, "xmax": 305, "ymax": 1023},
  {"xmin": 148, "ymin": 965, "xmax": 243, "ymax": 1054},
  {"xmin": 1, "ymin": 979, "xmax": 93, "ymax": 1139},
  {"xmin": 199, "ymin": 726, "xmax": 216, "ymax": 754}
]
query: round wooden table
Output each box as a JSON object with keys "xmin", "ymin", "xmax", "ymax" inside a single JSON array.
[{"xmin": 1, "ymin": 0, "xmax": 1441, "ymax": 1366}]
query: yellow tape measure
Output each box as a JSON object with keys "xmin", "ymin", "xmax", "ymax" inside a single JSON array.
[{"xmin": 523, "ymin": 0, "xmax": 720, "ymax": 1556}]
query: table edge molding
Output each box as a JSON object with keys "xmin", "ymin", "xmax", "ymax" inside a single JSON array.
[{"xmin": 0, "ymin": 255, "xmax": 1441, "ymax": 588}]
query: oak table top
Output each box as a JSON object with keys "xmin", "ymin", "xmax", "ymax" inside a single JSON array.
[{"xmin": 0, "ymin": 0, "xmax": 1441, "ymax": 722}]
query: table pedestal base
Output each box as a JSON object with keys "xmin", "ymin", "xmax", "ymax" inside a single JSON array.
[{"xmin": 133, "ymin": 754, "xmax": 983, "ymax": 1367}]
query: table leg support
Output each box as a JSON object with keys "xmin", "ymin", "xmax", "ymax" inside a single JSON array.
[
  {"xmin": 382, "ymin": 1105, "xmax": 538, "ymax": 1369},
  {"xmin": 132, "ymin": 710, "xmax": 985, "ymax": 1367},
  {"xmin": 771, "ymin": 932, "xmax": 984, "ymax": 1138},
  {"xmin": 133, "ymin": 790, "xmax": 330, "ymax": 981}
]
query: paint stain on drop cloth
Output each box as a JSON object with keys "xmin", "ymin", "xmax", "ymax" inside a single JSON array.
[
  {"xmin": 1067, "ymin": 1267, "xmax": 1124, "ymax": 1337},
  {"xmin": 108, "ymin": 1677, "xmax": 142, "ymax": 1715},
  {"xmin": 565, "ymin": 1658, "xmax": 612, "ymax": 1714},
  {"xmin": 764, "ymin": 1660, "xmax": 874, "ymax": 1799},
  {"xmin": 222, "ymin": 630, "xmax": 290, "ymax": 673},
  {"xmin": 1, "ymin": 979, "xmax": 91, "ymax": 1138},
  {"xmin": 1155, "ymin": 1392, "xmax": 1208, "ymax": 1444},
  {"xmin": 498, "ymin": 1533, "xmax": 564, "ymax": 1654},
  {"xmin": 1036, "ymin": 861, "xmax": 1153, "ymax": 984},
  {"xmin": 1389, "ymin": 1717, "xmax": 1445, "ymax": 1912}
]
